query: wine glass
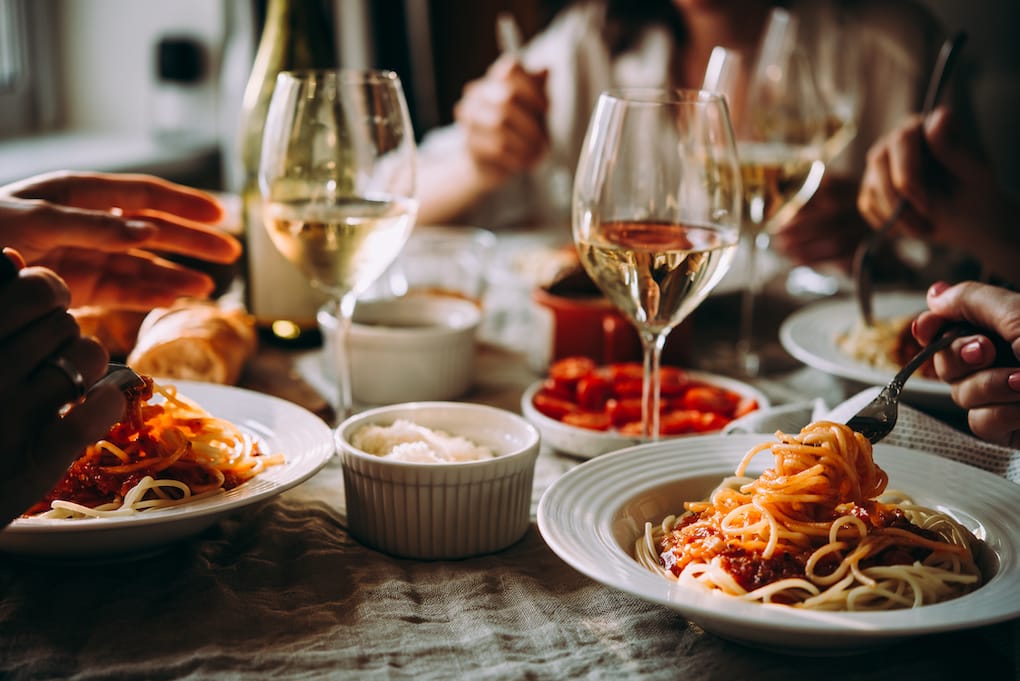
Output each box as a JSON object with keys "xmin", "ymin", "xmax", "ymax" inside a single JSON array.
[
  {"xmin": 573, "ymin": 89, "xmax": 742, "ymax": 440},
  {"xmin": 259, "ymin": 69, "xmax": 418, "ymax": 421},
  {"xmin": 704, "ymin": 9, "xmax": 828, "ymax": 376}
]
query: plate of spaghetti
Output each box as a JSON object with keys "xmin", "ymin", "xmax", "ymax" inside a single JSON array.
[
  {"xmin": 779, "ymin": 291, "xmax": 951, "ymax": 408},
  {"xmin": 0, "ymin": 379, "xmax": 334, "ymax": 560},
  {"xmin": 538, "ymin": 423, "xmax": 1020, "ymax": 654}
]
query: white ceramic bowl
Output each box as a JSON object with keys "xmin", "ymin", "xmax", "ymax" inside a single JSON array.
[
  {"xmin": 521, "ymin": 370, "xmax": 771, "ymax": 459},
  {"xmin": 319, "ymin": 295, "xmax": 481, "ymax": 405},
  {"xmin": 336, "ymin": 402, "xmax": 541, "ymax": 559}
]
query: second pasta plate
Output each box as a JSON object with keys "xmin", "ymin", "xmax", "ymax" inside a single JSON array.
[
  {"xmin": 537, "ymin": 434, "xmax": 1020, "ymax": 654},
  {"xmin": 0, "ymin": 381, "xmax": 336, "ymax": 561}
]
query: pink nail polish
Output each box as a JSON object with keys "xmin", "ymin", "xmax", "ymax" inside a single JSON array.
[
  {"xmin": 1009, "ymin": 372, "xmax": 1020, "ymax": 393},
  {"xmin": 960, "ymin": 341, "xmax": 984, "ymax": 365},
  {"xmin": 928, "ymin": 281, "xmax": 950, "ymax": 298}
]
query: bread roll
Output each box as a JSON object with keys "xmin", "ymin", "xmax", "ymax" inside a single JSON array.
[
  {"xmin": 127, "ymin": 302, "xmax": 256, "ymax": 385},
  {"xmin": 71, "ymin": 307, "xmax": 146, "ymax": 359}
]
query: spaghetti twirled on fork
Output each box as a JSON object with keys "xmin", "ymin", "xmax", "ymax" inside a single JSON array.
[
  {"xmin": 635, "ymin": 421, "xmax": 981, "ymax": 610},
  {"xmin": 26, "ymin": 377, "xmax": 284, "ymax": 519}
]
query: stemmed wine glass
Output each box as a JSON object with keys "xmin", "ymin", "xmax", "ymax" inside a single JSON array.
[
  {"xmin": 703, "ymin": 9, "xmax": 828, "ymax": 377},
  {"xmin": 573, "ymin": 89, "xmax": 742, "ymax": 440},
  {"xmin": 259, "ymin": 69, "xmax": 418, "ymax": 421}
]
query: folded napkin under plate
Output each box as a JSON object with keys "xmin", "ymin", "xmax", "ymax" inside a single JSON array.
[{"xmin": 725, "ymin": 389, "xmax": 1020, "ymax": 484}]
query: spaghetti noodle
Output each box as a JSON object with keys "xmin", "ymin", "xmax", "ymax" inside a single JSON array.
[
  {"xmin": 635, "ymin": 421, "xmax": 981, "ymax": 610},
  {"xmin": 26, "ymin": 377, "xmax": 284, "ymax": 519}
]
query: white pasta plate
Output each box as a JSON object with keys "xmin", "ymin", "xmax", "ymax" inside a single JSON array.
[
  {"xmin": 779, "ymin": 291, "xmax": 951, "ymax": 409},
  {"xmin": 521, "ymin": 371, "xmax": 770, "ymax": 459},
  {"xmin": 537, "ymin": 434, "xmax": 1020, "ymax": 654},
  {"xmin": 0, "ymin": 381, "xmax": 335, "ymax": 561}
]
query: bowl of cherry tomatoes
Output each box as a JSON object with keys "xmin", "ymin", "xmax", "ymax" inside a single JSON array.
[{"xmin": 521, "ymin": 356, "xmax": 769, "ymax": 458}]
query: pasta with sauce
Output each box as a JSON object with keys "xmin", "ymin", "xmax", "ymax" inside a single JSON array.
[
  {"xmin": 635, "ymin": 421, "xmax": 981, "ymax": 610},
  {"xmin": 25, "ymin": 377, "xmax": 284, "ymax": 519}
]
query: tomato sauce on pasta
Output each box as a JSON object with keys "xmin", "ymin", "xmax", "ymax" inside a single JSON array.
[
  {"xmin": 635, "ymin": 421, "xmax": 981, "ymax": 610},
  {"xmin": 25, "ymin": 376, "xmax": 284, "ymax": 519}
]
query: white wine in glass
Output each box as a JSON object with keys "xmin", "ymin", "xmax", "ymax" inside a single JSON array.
[
  {"xmin": 573, "ymin": 89, "xmax": 742, "ymax": 440},
  {"xmin": 705, "ymin": 15, "xmax": 828, "ymax": 376},
  {"xmin": 259, "ymin": 69, "xmax": 418, "ymax": 422}
]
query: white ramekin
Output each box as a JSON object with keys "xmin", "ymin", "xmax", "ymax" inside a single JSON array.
[
  {"xmin": 319, "ymin": 294, "xmax": 481, "ymax": 405},
  {"xmin": 336, "ymin": 402, "xmax": 541, "ymax": 559}
]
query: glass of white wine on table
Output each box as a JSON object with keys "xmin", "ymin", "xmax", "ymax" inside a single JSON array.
[
  {"xmin": 258, "ymin": 69, "xmax": 418, "ymax": 422},
  {"xmin": 702, "ymin": 9, "xmax": 829, "ymax": 377},
  {"xmin": 572, "ymin": 88, "xmax": 743, "ymax": 440}
]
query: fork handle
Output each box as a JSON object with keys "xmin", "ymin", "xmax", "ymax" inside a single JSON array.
[{"xmin": 888, "ymin": 322, "xmax": 976, "ymax": 400}]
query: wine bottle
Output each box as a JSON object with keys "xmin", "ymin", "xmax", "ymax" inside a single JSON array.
[{"xmin": 237, "ymin": 0, "xmax": 337, "ymax": 346}]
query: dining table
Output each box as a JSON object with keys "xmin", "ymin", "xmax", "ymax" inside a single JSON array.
[{"xmin": 1, "ymin": 230, "xmax": 1017, "ymax": 681}]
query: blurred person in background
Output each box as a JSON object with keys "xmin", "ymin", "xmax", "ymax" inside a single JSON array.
[{"xmin": 416, "ymin": 0, "xmax": 948, "ymax": 272}]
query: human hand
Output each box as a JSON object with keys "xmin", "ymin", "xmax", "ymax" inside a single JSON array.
[
  {"xmin": 857, "ymin": 107, "xmax": 1014, "ymax": 258},
  {"xmin": 0, "ymin": 171, "xmax": 241, "ymax": 311},
  {"xmin": 771, "ymin": 174, "xmax": 869, "ymax": 270},
  {"xmin": 913, "ymin": 280, "xmax": 1020, "ymax": 448},
  {"xmin": 454, "ymin": 56, "xmax": 550, "ymax": 185},
  {"xmin": 0, "ymin": 249, "xmax": 126, "ymax": 527}
]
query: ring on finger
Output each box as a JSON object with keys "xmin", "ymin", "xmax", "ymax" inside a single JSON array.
[{"xmin": 45, "ymin": 355, "xmax": 88, "ymax": 401}]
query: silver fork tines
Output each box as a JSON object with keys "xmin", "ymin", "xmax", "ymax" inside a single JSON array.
[{"xmin": 845, "ymin": 323, "xmax": 973, "ymax": 443}]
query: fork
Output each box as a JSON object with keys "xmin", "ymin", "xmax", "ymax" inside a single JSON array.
[
  {"xmin": 845, "ymin": 322, "xmax": 974, "ymax": 443},
  {"xmin": 851, "ymin": 31, "xmax": 966, "ymax": 326}
]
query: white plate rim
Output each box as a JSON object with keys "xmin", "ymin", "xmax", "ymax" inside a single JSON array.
[
  {"xmin": 521, "ymin": 369, "xmax": 771, "ymax": 459},
  {"xmin": 779, "ymin": 291, "xmax": 949, "ymax": 398},
  {"xmin": 0, "ymin": 381, "xmax": 335, "ymax": 547},
  {"xmin": 537, "ymin": 433, "xmax": 1020, "ymax": 652}
]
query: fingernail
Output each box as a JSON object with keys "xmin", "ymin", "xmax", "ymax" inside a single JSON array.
[
  {"xmin": 125, "ymin": 220, "xmax": 158, "ymax": 239},
  {"xmin": 961, "ymin": 341, "xmax": 984, "ymax": 365},
  {"xmin": 1009, "ymin": 372, "xmax": 1020, "ymax": 393},
  {"xmin": 928, "ymin": 281, "xmax": 950, "ymax": 298}
]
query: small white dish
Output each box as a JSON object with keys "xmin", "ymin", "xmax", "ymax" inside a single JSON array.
[
  {"xmin": 779, "ymin": 291, "xmax": 951, "ymax": 408},
  {"xmin": 336, "ymin": 401, "xmax": 540, "ymax": 560},
  {"xmin": 521, "ymin": 370, "xmax": 770, "ymax": 459},
  {"xmin": 0, "ymin": 381, "xmax": 335, "ymax": 561},
  {"xmin": 320, "ymin": 295, "xmax": 481, "ymax": 405},
  {"xmin": 538, "ymin": 434, "xmax": 1020, "ymax": 654}
]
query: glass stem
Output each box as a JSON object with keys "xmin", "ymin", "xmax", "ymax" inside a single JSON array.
[
  {"xmin": 333, "ymin": 292, "xmax": 357, "ymax": 424},
  {"xmin": 640, "ymin": 330, "xmax": 668, "ymax": 441},
  {"xmin": 737, "ymin": 228, "xmax": 767, "ymax": 378}
]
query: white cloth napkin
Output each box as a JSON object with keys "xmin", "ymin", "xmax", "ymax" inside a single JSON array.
[{"xmin": 726, "ymin": 389, "xmax": 1020, "ymax": 484}]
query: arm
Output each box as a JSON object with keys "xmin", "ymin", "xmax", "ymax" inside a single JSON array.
[{"xmin": 416, "ymin": 56, "xmax": 550, "ymax": 226}]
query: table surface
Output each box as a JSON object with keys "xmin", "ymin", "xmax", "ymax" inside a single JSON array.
[{"xmin": 1, "ymin": 234, "xmax": 1017, "ymax": 681}]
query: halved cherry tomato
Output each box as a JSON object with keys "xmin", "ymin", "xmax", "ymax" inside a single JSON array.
[
  {"xmin": 576, "ymin": 373, "xmax": 614, "ymax": 411},
  {"xmin": 562, "ymin": 411, "xmax": 612, "ymax": 431},
  {"xmin": 734, "ymin": 397, "xmax": 759, "ymax": 419},
  {"xmin": 532, "ymin": 389, "xmax": 579, "ymax": 420},
  {"xmin": 659, "ymin": 409, "xmax": 699, "ymax": 435},
  {"xmin": 658, "ymin": 366, "xmax": 690, "ymax": 396},
  {"xmin": 539, "ymin": 377, "xmax": 574, "ymax": 401},
  {"xmin": 680, "ymin": 385, "xmax": 739, "ymax": 416},
  {"xmin": 548, "ymin": 356, "xmax": 596, "ymax": 394},
  {"xmin": 606, "ymin": 397, "xmax": 643, "ymax": 426}
]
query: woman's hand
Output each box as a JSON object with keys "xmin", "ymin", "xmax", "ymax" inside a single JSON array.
[
  {"xmin": 0, "ymin": 249, "xmax": 126, "ymax": 527},
  {"xmin": 914, "ymin": 281, "xmax": 1020, "ymax": 447},
  {"xmin": 772, "ymin": 174, "xmax": 869, "ymax": 270},
  {"xmin": 0, "ymin": 171, "xmax": 241, "ymax": 310},
  {"xmin": 857, "ymin": 107, "xmax": 1019, "ymax": 284},
  {"xmin": 454, "ymin": 56, "xmax": 551, "ymax": 185}
]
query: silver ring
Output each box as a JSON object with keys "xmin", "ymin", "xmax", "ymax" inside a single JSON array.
[{"xmin": 46, "ymin": 355, "xmax": 87, "ymax": 400}]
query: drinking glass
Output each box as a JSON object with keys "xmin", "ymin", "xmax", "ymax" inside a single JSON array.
[
  {"xmin": 573, "ymin": 89, "xmax": 742, "ymax": 440},
  {"xmin": 259, "ymin": 69, "xmax": 418, "ymax": 421},
  {"xmin": 705, "ymin": 9, "xmax": 828, "ymax": 376}
]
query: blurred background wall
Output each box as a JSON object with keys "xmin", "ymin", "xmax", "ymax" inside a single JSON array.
[{"xmin": 0, "ymin": 0, "xmax": 1016, "ymax": 194}]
